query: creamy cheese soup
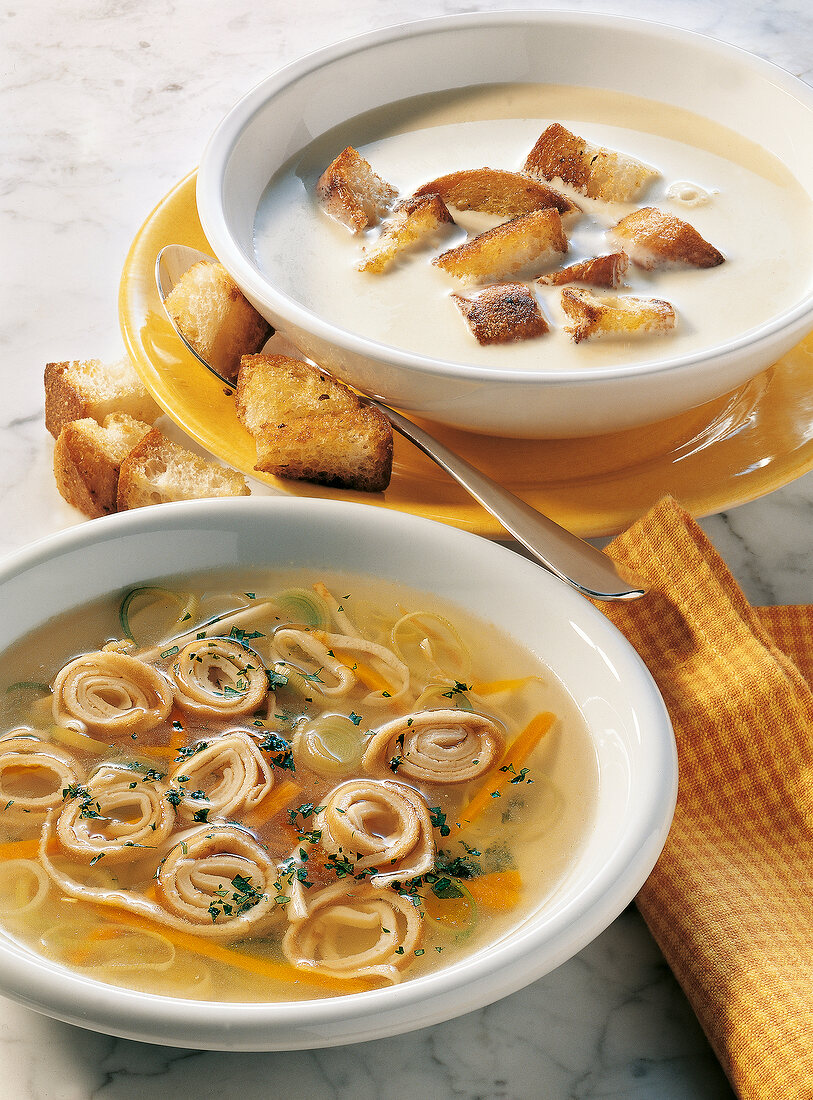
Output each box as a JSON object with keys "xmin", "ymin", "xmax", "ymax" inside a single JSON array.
[
  {"xmin": 254, "ymin": 83, "xmax": 813, "ymax": 370},
  {"xmin": 0, "ymin": 570, "xmax": 596, "ymax": 1001}
]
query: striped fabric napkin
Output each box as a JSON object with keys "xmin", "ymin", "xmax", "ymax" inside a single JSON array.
[{"xmin": 599, "ymin": 497, "xmax": 813, "ymax": 1100}]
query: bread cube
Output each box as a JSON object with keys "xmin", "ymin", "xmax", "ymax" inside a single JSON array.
[
  {"xmin": 53, "ymin": 413, "xmax": 152, "ymax": 518},
  {"xmin": 44, "ymin": 356, "xmax": 160, "ymax": 439},
  {"xmin": 452, "ymin": 283, "xmax": 548, "ymax": 345},
  {"xmin": 433, "ymin": 208, "xmax": 567, "ymax": 283},
  {"xmin": 359, "ymin": 194, "xmax": 454, "ymax": 274},
  {"xmin": 524, "ymin": 123, "xmax": 658, "ymax": 203},
  {"xmin": 538, "ymin": 252, "xmax": 629, "ymax": 288},
  {"xmin": 560, "ymin": 287, "xmax": 676, "ymax": 343},
  {"xmin": 413, "ymin": 167, "xmax": 579, "ymax": 217},
  {"xmin": 164, "ymin": 261, "xmax": 272, "ymax": 381},
  {"xmin": 316, "ymin": 146, "xmax": 398, "ymax": 232},
  {"xmin": 611, "ymin": 207, "xmax": 725, "ymax": 269}
]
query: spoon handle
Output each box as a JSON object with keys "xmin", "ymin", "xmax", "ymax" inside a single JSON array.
[{"xmin": 375, "ymin": 402, "xmax": 646, "ymax": 601}]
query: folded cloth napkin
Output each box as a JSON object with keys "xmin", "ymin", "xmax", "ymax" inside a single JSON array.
[{"xmin": 598, "ymin": 497, "xmax": 813, "ymax": 1100}]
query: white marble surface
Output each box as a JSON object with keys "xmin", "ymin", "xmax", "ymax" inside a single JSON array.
[{"xmin": 2, "ymin": 0, "xmax": 813, "ymax": 1095}]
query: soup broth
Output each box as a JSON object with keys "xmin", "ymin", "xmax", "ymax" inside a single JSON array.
[{"xmin": 0, "ymin": 570, "xmax": 596, "ymax": 1001}]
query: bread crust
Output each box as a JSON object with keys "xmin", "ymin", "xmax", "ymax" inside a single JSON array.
[
  {"xmin": 53, "ymin": 414, "xmax": 152, "ymax": 518},
  {"xmin": 236, "ymin": 354, "xmax": 393, "ymax": 493},
  {"xmin": 524, "ymin": 123, "xmax": 659, "ymax": 203},
  {"xmin": 413, "ymin": 168, "xmax": 580, "ymax": 217},
  {"xmin": 44, "ymin": 357, "xmax": 159, "ymax": 438},
  {"xmin": 452, "ymin": 283, "xmax": 548, "ymax": 345},
  {"xmin": 253, "ymin": 405, "xmax": 393, "ymax": 493},
  {"xmin": 611, "ymin": 207, "xmax": 725, "ymax": 269},
  {"xmin": 317, "ymin": 146, "xmax": 398, "ymax": 233},
  {"xmin": 538, "ymin": 252, "xmax": 629, "ymax": 288},
  {"xmin": 359, "ymin": 194, "xmax": 454, "ymax": 274},
  {"xmin": 560, "ymin": 287, "xmax": 676, "ymax": 343},
  {"xmin": 433, "ymin": 208, "xmax": 567, "ymax": 283}
]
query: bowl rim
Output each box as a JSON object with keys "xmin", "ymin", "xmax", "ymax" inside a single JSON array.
[
  {"xmin": 197, "ymin": 9, "xmax": 813, "ymax": 388},
  {"xmin": 0, "ymin": 497, "xmax": 676, "ymax": 1047}
]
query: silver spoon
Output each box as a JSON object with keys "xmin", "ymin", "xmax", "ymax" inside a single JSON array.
[{"xmin": 156, "ymin": 244, "xmax": 646, "ymax": 601}]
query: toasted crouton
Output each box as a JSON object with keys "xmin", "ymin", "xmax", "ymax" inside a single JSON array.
[
  {"xmin": 236, "ymin": 353, "xmax": 392, "ymax": 492},
  {"xmin": 560, "ymin": 288, "xmax": 676, "ymax": 343},
  {"xmin": 316, "ymin": 146, "xmax": 398, "ymax": 233},
  {"xmin": 235, "ymin": 354, "xmax": 358, "ymax": 436},
  {"xmin": 253, "ymin": 405, "xmax": 392, "ymax": 493},
  {"xmin": 538, "ymin": 252, "xmax": 629, "ymax": 288},
  {"xmin": 433, "ymin": 208, "xmax": 567, "ymax": 283},
  {"xmin": 413, "ymin": 168, "xmax": 580, "ymax": 217},
  {"xmin": 117, "ymin": 430, "xmax": 250, "ymax": 510},
  {"xmin": 524, "ymin": 123, "xmax": 658, "ymax": 203},
  {"xmin": 358, "ymin": 194, "xmax": 454, "ymax": 273},
  {"xmin": 611, "ymin": 207, "xmax": 725, "ymax": 269},
  {"xmin": 44, "ymin": 357, "xmax": 160, "ymax": 439},
  {"xmin": 452, "ymin": 283, "xmax": 548, "ymax": 345},
  {"xmin": 53, "ymin": 413, "xmax": 153, "ymax": 518},
  {"xmin": 164, "ymin": 261, "xmax": 272, "ymax": 381}
]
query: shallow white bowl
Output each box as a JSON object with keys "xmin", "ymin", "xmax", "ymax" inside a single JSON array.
[
  {"xmin": 0, "ymin": 498, "xmax": 675, "ymax": 1050},
  {"xmin": 197, "ymin": 11, "xmax": 813, "ymax": 438}
]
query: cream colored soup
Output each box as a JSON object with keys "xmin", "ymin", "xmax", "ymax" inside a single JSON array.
[
  {"xmin": 0, "ymin": 570, "xmax": 596, "ymax": 1002},
  {"xmin": 254, "ymin": 83, "xmax": 813, "ymax": 370}
]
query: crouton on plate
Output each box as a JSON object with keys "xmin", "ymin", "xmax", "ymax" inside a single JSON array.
[
  {"xmin": 434, "ymin": 208, "xmax": 568, "ymax": 283},
  {"xmin": 317, "ymin": 146, "xmax": 398, "ymax": 232},
  {"xmin": 413, "ymin": 167, "xmax": 580, "ymax": 217},
  {"xmin": 611, "ymin": 207, "xmax": 725, "ymax": 269},
  {"xmin": 359, "ymin": 194, "xmax": 454, "ymax": 274},
  {"xmin": 452, "ymin": 283, "xmax": 549, "ymax": 345},
  {"xmin": 53, "ymin": 413, "xmax": 153, "ymax": 518},
  {"xmin": 236, "ymin": 353, "xmax": 393, "ymax": 493},
  {"xmin": 117, "ymin": 430, "xmax": 250, "ymax": 510},
  {"xmin": 164, "ymin": 260, "xmax": 272, "ymax": 381},
  {"xmin": 524, "ymin": 123, "xmax": 659, "ymax": 203},
  {"xmin": 44, "ymin": 356, "xmax": 160, "ymax": 439},
  {"xmin": 560, "ymin": 287, "xmax": 676, "ymax": 343}
]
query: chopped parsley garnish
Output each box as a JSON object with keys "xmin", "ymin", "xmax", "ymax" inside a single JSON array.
[
  {"xmin": 229, "ymin": 626, "xmax": 265, "ymax": 643},
  {"xmin": 160, "ymin": 645, "xmax": 179, "ymax": 659},
  {"xmin": 207, "ymin": 873, "xmax": 265, "ymax": 922},
  {"xmin": 348, "ymin": 712, "xmax": 362, "ymax": 726},
  {"xmin": 429, "ymin": 807, "xmax": 451, "ymax": 837},
  {"xmin": 441, "ymin": 681, "xmax": 472, "ymax": 699},
  {"xmin": 193, "ymin": 808, "xmax": 210, "ymax": 823},
  {"xmin": 174, "ymin": 741, "xmax": 209, "ymax": 761},
  {"xmin": 258, "ymin": 731, "xmax": 295, "ymax": 772}
]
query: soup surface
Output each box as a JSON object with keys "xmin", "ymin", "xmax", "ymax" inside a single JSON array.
[
  {"xmin": 0, "ymin": 570, "xmax": 596, "ymax": 1001},
  {"xmin": 254, "ymin": 83, "xmax": 813, "ymax": 370}
]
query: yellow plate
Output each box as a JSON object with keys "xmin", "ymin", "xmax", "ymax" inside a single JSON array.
[{"xmin": 119, "ymin": 172, "xmax": 813, "ymax": 538}]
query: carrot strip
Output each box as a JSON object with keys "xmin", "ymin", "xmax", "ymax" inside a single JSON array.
[
  {"xmin": 97, "ymin": 907, "xmax": 374, "ymax": 994},
  {"xmin": 466, "ymin": 870, "xmax": 522, "ymax": 910},
  {"xmin": 0, "ymin": 837, "xmax": 58, "ymax": 861},
  {"xmin": 470, "ymin": 676, "xmax": 543, "ymax": 696},
  {"xmin": 243, "ymin": 779, "xmax": 302, "ymax": 828},
  {"xmin": 457, "ymin": 711, "xmax": 556, "ymax": 829},
  {"xmin": 332, "ymin": 651, "xmax": 393, "ymax": 696}
]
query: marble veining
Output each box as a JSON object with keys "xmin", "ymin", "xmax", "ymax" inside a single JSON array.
[{"xmin": 2, "ymin": 0, "xmax": 812, "ymax": 1095}]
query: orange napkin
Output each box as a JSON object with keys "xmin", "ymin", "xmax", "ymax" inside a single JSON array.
[{"xmin": 598, "ymin": 497, "xmax": 813, "ymax": 1099}]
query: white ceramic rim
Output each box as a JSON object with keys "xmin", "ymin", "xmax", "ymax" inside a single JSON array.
[
  {"xmin": 197, "ymin": 9, "xmax": 813, "ymax": 388},
  {"xmin": 0, "ymin": 498, "xmax": 676, "ymax": 1048}
]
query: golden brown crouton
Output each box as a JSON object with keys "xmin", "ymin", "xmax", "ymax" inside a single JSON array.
[
  {"xmin": 524, "ymin": 123, "xmax": 659, "ymax": 203},
  {"xmin": 53, "ymin": 413, "xmax": 153, "ymax": 518},
  {"xmin": 253, "ymin": 405, "xmax": 393, "ymax": 493},
  {"xmin": 433, "ymin": 208, "xmax": 567, "ymax": 284},
  {"xmin": 560, "ymin": 288, "xmax": 676, "ymax": 344},
  {"xmin": 413, "ymin": 168, "xmax": 580, "ymax": 217},
  {"xmin": 117, "ymin": 430, "xmax": 250, "ymax": 510},
  {"xmin": 44, "ymin": 356, "xmax": 160, "ymax": 439},
  {"xmin": 359, "ymin": 194, "xmax": 454, "ymax": 274},
  {"xmin": 164, "ymin": 261, "xmax": 272, "ymax": 381},
  {"xmin": 235, "ymin": 354, "xmax": 393, "ymax": 493},
  {"xmin": 538, "ymin": 252, "xmax": 629, "ymax": 288},
  {"xmin": 316, "ymin": 146, "xmax": 398, "ymax": 233},
  {"xmin": 611, "ymin": 207, "xmax": 725, "ymax": 269},
  {"xmin": 451, "ymin": 283, "xmax": 549, "ymax": 345},
  {"xmin": 235, "ymin": 354, "xmax": 358, "ymax": 436}
]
